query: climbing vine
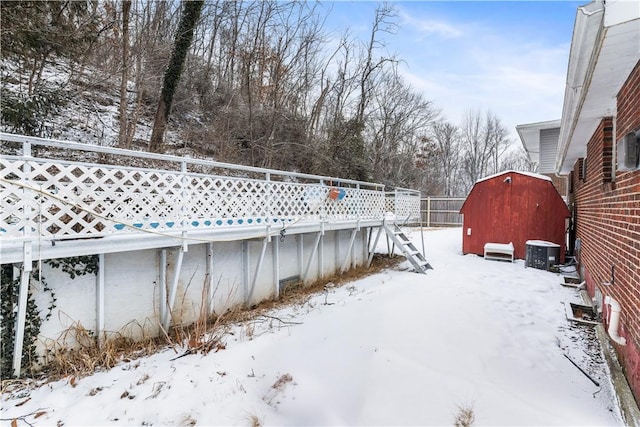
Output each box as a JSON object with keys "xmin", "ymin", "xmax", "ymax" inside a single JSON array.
[
  {"xmin": 45, "ymin": 255, "xmax": 99, "ymax": 279},
  {"xmin": 0, "ymin": 264, "xmax": 55, "ymax": 379},
  {"xmin": 0, "ymin": 255, "xmax": 98, "ymax": 379}
]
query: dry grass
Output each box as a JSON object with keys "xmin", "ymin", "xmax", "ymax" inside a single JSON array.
[
  {"xmin": 166, "ymin": 282, "xmax": 236, "ymax": 356},
  {"xmin": 42, "ymin": 321, "xmax": 162, "ymax": 378},
  {"xmin": 453, "ymin": 402, "xmax": 476, "ymax": 427},
  {"xmin": 4, "ymin": 254, "xmax": 401, "ymax": 389},
  {"xmin": 247, "ymin": 413, "xmax": 262, "ymax": 427}
]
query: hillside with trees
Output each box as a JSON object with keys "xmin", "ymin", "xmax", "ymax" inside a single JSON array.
[{"xmin": 0, "ymin": 0, "xmax": 534, "ymax": 195}]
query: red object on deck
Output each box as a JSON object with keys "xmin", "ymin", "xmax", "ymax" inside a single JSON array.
[{"xmin": 460, "ymin": 171, "xmax": 570, "ymax": 262}]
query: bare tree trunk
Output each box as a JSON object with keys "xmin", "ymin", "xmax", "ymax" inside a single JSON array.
[
  {"xmin": 118, "ymin": 0, "xmax": 131, "ymax": 147},
  {"xmin": 356, "ymin": 3, "xmax": 397, "ymax": 126},
  {"xmin": 431, "ymin": 121, "xmax": 461, "ymax": 196},
  {"xmin": 149, "ymin": 0, "xmax": 204, "ymax": 153}
]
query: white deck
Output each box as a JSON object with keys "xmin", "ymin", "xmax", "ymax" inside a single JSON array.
[
  {"xmin": 2, "ymin": 133, "xmax": 426, "ymax": 377},
  {"xmin": 1, "ymin": 133, "xmax": 421, "ymax": 264}
]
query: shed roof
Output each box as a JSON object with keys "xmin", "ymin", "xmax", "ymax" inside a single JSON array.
[
  {"xmin": 475, "ymin": 170, "xmax": 552, "ymax": 185},
  {"xmin": 461, "ymin": 170, "xmax": 561, "ymax": 214}
]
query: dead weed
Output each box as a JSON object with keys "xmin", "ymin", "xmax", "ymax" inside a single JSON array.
[{"xmin": 453, "ymin": 402, "xmax": 476, "ymax": 427}]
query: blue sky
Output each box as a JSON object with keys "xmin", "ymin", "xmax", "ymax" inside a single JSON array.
[{"xmin": 321, "ymin": 0, "xmax": 584, "ymax": 142}]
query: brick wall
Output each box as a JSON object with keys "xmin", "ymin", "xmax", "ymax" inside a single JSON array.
[
  {"xmin": 544, "ymin": 173, "xmax": 568, "ymax": 199},
  {"xmin": 618, "ymin": 60, "xmax": 640, "ymax": 136},
  {"xmin": 571, "ymin": 59, "xmax": 640, "ymax": 404}
]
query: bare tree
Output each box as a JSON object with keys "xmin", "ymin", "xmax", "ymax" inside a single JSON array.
[
  {"xmin": 460, "ymin": 109, "xmax": 488, "ymax": 189},
  {"xmin": 315, "ymin": 3, "xmax": 400, "ymax": 181},
  {"xmin": 149, "ymin": 0, "xmax": 204, "ymax": 153},
  {"xmin": 118, "ymin": 0, "xmax": 131, "ymax": 147},
  {"xmin": 368, "ymin": 71, "xmax": 438, "ymax": 187},
  {"xmin": 460, "ymin": 109, "xmax": 510, "ymax": 191},
  {"xmin": 485, "ymin": 112, "xmax": 510, "ymax": 174},
  {"xmin": 124, "ymin": 1, "xmax": 174, "ymax": 148},
  {"xmin": 500, "ymin": 146, "xmax": 538, "ymax": 172},
  {"xmin": 356, "ymin": 2, "xmax": 398, "ymax": 126},
  {"xmin": 3, "ymin": 0, "xmax": 447, "ymax": 192},
  {"xmin": 430, "ymin": 121, "xmax": 462, "ymax": 196}
]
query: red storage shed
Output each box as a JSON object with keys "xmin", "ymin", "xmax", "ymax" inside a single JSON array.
[{"xmin": 460, "ymin": 171, "xmax": 570, "ymax": 262}]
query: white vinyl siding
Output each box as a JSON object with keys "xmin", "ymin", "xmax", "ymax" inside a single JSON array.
[{"xmin": 539, "ymin": 128, "xmax": 560, "ymax": 173}]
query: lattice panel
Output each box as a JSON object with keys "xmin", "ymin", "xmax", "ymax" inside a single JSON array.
[
  {"xmin": 27, "ymin": 161, "xmax": 183, "ymax": 236},
  {"xmin": 188, "ymin": 176, "xmax": 272, "ymax": 223},
  {"xmin": 321, "ymin": 188, "xmax": 386, "ymax": 220},
  {"xmin": 1, "ymin": 155, "xmax": 389, "ymax": 241},
  {"xmin": 1, "ymin": 159, "xmax": 26, "ymax": 237},
  {"xmin": 393, "ymin": 192, "xmax": 421, "ymax": 222},
  {"xmin": 385, "ymin": 195, "xmax": 395, "ymax": 214}
]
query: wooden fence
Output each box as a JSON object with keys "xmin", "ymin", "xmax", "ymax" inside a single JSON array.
[{"xmin": 421, "ymin": 197, "xmax": 465, "ymax": 227}]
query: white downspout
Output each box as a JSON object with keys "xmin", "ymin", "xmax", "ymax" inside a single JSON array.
[{"xmin": 604, "ymin": 296, "xmax": 627, "ymax": 345}]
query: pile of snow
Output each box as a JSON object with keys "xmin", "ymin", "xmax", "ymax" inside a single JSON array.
[{"xmin": 1, "ymin": 228, "xmax": 622, "ymax": 426}]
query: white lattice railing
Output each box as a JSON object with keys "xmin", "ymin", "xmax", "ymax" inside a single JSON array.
[
  {"xmin": 386, "ymin": 188, "xmax": 422, "ymax": 224},
  {"xmin": 1, "ymin": 133, "xmax": 419, "ymax": 244}
]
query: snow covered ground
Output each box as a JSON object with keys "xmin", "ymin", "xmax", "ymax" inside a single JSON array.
[{"xmin": 2, "ymin": 228, "xmax": 623, "ymax": 426}]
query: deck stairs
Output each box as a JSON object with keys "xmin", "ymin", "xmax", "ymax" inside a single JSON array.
[{"xmin": 383, "ymin": 223, "xmax": 432, "ymax": 274}]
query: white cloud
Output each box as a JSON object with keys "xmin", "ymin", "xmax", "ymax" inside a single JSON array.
[
  {"xmin": 398, "ymin": 10, "xmax": 464, "ymax": 39},
  {"xmin": 393, "ymin": 13, "xmax": 571, "ymax": 142}
]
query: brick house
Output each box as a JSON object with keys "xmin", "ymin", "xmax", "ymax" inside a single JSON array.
[{"xmin": 555, "ymin": 0, "xmax": 640, "ymax": 406}]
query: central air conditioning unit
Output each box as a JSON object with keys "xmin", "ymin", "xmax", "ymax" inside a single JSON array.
[
  {"xmin": 525, "ymin": 240, "xmax": 561, "ymax": 271},
  {"xmin": 617, "ymin": 130, "xmax": 640, "ymax": 171}
]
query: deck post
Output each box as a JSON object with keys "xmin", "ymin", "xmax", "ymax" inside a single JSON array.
[
  {"xmin": 318, "ymin": 222, "xmax": 325, "ymax": 279},
  {"xmin": 248, "ymin": 238, "xmax": 268, "ymax": 303},
  {"xmin": 335, "ymin": 230, "xmax": 340, "ymax": 273},
  {"xmin": 162, "ymin": 247, "xmax": 184, "ymax": 329},
  {"xmin": 206, "ymin": 243, "xmax": 214, "ymax": 314},
  {"xmin": 364, "ymin": 227, "xmax": 370, "ymax": 262},
  {"xmin": 351, "ymin": 222, "xmax": 360, "ymax": 267},
  {"xmin": 302, "ymin": 231, "xmax": 322, "ymax": 283},
  {"xmin": 242, "ymin": 241, "xmax": 249, "ymax": 305},
  {"xmin": 340, "ymin": 228, "xmax": 358, "ymax": 274},
  {"xmin": 96, "ymin": 253, "xmax": 105, "ymax": 348},
  {"xmin": 367, "ymin": 226, "xmax": 383, "ymax": 267},
  {"xmin": 159, "ymin": 249, "xmax": 167, "ymax": 328},
  {"xmin": 272, "ymin": 237, "xmax": 280, "ymax": 299},
  {"xmin": 271, "ymin": 238, "xmax": 280, "ymax": 299},
  {"xmin": 13, "ymin": 139, "xmax": 33, "ymax": 377},
  {"xmin": 297, "ymin": 234, "xmax": 303, "ymax": 279},
  {"xmin": 13, "ymin": 264, "xmax": 31, "ymax": 377}
]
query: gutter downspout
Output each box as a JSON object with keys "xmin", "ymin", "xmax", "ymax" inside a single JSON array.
[{"xmin": 604, "ymin": 295, "xmax": 627, "ymax": 345}]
